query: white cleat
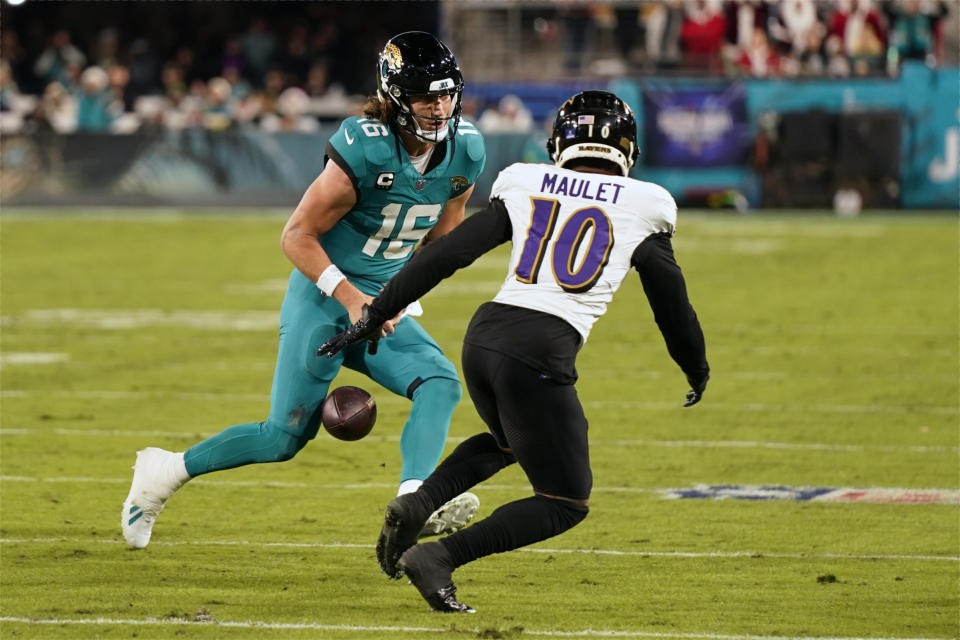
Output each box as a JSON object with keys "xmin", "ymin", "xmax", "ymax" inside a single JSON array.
[
  {"xmin": 121, "ymin": 447, "xmax": 189, "ymax": 549},
  {"xmin": 420, "ymin": 492, "xmax": 480, "ymax": 538}
]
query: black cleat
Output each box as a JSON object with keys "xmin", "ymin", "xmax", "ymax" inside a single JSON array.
[
  {"xmin": 426, "ymin": 584, "xmax": 475, "ymax": 614},
  {"xmin": 377, "ymin": 493, "xmax": 430, "ymax": 579},
  {"xmin": 398, "ymin": 542, "xmax": 475, "ymax": 613}
]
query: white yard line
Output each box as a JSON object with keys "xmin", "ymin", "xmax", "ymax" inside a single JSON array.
[
  {"xmin": 2, "ymin": 388, "xmax": 956, "ymax": 416},
  {"xmin": 2, "ymin": 426, "xmax": 955, "ymax": 454},
  {"xmin": 0, "ymin": 616, "xmax": 947, "ymax": 640},
  {"xmin": 0, "ymin": 617, "xmax": 950, "ymax": 640},
  {"xmin": 0, "ymin": 538, "xmax": 955, "ymax": 563},
  {"xmin": 0, "ymin": 352, "xmax": 69, "ymax": 365}
]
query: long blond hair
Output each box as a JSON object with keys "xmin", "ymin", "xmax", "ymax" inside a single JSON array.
[{"xmin": 362, "ymin": 93, "xmax": 394, "ymax": 123}]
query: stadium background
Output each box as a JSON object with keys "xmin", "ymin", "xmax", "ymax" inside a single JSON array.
[
  {"xmin": 1, "ymin": 2, "xmax": 958, "ymax": 637},
  {"xmin": 1, "ymin": 0, "xmax": 957, "ymax": 211}
]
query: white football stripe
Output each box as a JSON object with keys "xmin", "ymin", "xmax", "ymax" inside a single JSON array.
[
  {"xmin": 0, "ymin": 352, "xmax": 69, "ymax": 365},
  {"xmin": 2, "ymin": 475, "xmax": 958, "ymax": 506},
  {"xmin": 6, "ymin": 309, "xmax": 279, "ymax": 331},
  {"xmin": 0, "ymin": 616, "xmax": 948, "ymax": 640},
  {"xmin": 2, "ymin": 388, "xmax": 955, "ymax": 416},
  {"xmin": 0, "ymin": 538, "xmax": 955, "ymax": 563},
  {"xmin": 1, "ymin": 427, "xmax": 956, "ymax": 454}
]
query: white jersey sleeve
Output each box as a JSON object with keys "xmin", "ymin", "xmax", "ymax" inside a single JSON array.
[{"xmin": 490, "ymin": 162, "xmax": 677, "ymax": 341}]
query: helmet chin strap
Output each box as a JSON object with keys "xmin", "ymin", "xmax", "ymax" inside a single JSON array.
[
  {"xmin": 396, "ymin": 112, "xmax": 451, "ymax": 144},
  {"xmin": 412, "ymin": 123, "xmax": 449, "ymax": 143}
]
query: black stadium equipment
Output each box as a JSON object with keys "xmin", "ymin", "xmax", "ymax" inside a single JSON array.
[
  {"xmin": 547, "ymin": 90, "xmax": 640, "ymax": 177},
  {"xmin": 765, "ymin": 109, "xmax": 902, "ymax": 208},
  {"xmin": 836, "ymin": 111, "xmax": 901, "ymax": 208},
  {"xmin": 376, "ymin": 31, "xmax": 464, "ymax": 144}
]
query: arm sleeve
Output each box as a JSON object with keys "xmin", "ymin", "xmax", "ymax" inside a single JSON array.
[
  {"xmin": 631, "ymin": 233, "xmax": 709, "ymax": 383},
  {"xmin": 369, "ymin": 198, "xmax": 512, "ymax": 322}
]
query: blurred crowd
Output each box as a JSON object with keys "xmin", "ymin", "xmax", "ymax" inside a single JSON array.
[
  {"xmin": 0, "ymin": 2, "xmax": 436, "ymax": 135},
  {"xmin": 621, "ymin": 0, "xmax": 953, "ymax": 78},
  {"xmin": 0, "ymin": 0, "xmax": 951, "ymax": 136}
]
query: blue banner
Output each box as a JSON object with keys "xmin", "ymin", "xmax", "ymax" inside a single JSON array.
[
  {"xmin": 642, "ymin": 84, "xmax": 751, "ymax": 167},
  {"xmin": 899, "ymin": 64, "xmax": 959, "ymax": 209}
]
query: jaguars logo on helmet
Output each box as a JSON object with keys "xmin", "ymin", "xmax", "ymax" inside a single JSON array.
[
  {"xmin": 384, "ymin": 43, "xmax": 403, "ymax": 70},
  {"xmin": 546, "ymin": 90, "xmax": 640, "ymax": 177},
  {"xmin": 376, "ymin": 31, "xmax": 464, "ymax": 144}
]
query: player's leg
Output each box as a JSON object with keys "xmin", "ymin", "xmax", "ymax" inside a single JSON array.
[
  {"xmin": 351, "ymin": 318, "xmax": 479, "ymax": 537},
  {"xmin": 350, "ymin": 318, "xmax": 461, "ymax": 482},
  {"xmin": 398, "ymin": 347, "xmax": 591, "ymax": 611},
  {"xmin": 437, "ymin": 361, "xmax": 592, "ymax": 561},
  {"xmin": 122, "ymin": 272, "xmax": 345, "ymax": 548},
  {"xmin": 376, "ymin": 342, "xmax": 516, "ymax": 578}
]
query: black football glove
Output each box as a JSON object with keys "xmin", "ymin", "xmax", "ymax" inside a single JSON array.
[
  {"xmin": 317, "ymin": 305, "xmax": 384, "ymax": 357},
  {"xmin": 682, "ymin": 372, "xmax": 709, "ymax": 407}
]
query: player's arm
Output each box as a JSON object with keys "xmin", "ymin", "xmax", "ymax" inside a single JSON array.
[
  {"xmin": 280, "ymin": 160, "xmax": 389, "ymax": 328},
  {"xmin": 419, "ymin": 183, "xmax": 475, "ymax": 250},
  {"xmin": 631, "ymin": 232, "xmax": 710, "ymax": 405},
  {"xmin": 374, "ymin": 197, "xmax": 510, "ymax": 319},
  {"xmin": 318, "ymin": 199, "xmax": 511, "ymax": 357}
]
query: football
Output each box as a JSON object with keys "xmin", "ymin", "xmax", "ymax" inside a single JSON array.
[{"xmin": 321, "ymin": 386, "xmax": 377, "ymax": 441}]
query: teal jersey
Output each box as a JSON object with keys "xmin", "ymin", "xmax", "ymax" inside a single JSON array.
[{"xmin": 320, "ymin": 116, "xmax": 485, "ymax": 295}]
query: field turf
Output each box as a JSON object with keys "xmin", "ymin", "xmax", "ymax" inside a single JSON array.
[{"xmin": 1, "ymin": 209, "xmax": 957, "ymax": 639}]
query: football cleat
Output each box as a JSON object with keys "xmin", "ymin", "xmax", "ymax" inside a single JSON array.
[
  {"xmin": 121, "ymin": 447, "xmax": 189, "ymax": 549},
  {"xmin": 377, "ymin": 493, "xmax": 431, "ymax": 579},
  {"xmin": 420, "ymin": 492, "xmax": 479, "ymax": 538},
  {"xmin": 398, "ymin": 542, "xmax": 475, "ymax": 613}
]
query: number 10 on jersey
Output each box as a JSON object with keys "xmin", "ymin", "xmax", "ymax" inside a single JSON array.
[{"xmin": 514, "ymin": 197, "xmax": 614, "ymax": 293}]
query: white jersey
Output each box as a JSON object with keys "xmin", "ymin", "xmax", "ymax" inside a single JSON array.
[{"xmin": 490, "ymin": 162, "xmax": 677, "ymax": 340}]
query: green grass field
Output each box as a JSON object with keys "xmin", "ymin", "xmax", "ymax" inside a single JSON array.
[{"xmin": 1, "ymin": 209, "xmax": 957, "ymax": 639}]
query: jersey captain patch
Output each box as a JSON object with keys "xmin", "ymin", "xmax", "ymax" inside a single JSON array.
[{"xmin": 376, "ymin": 172, "xmax": 395, "ymax": 190}]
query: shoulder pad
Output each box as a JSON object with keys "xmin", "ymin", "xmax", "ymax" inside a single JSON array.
[
  {"xmin": 329, "ymin": 117, "xmax": 397, "ymax": 180},
  {"xmin": 490, "ymin": 162, "xmax": 527, "ymax": 199},
  {"xmin": 640, "ymin": 181, "xmax": 678, "ymax": 233},
  {"xmin": 455, "ymin": 119, "xmax": 485, "ymax": 163}
]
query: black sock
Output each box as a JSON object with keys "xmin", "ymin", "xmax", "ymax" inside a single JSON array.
[
  {"xmin": 439, "ymin": 495, "xmax": 588, "ymax": 568},
  {"xmin": 418, "ymin": 432, "xmax": 515, "ymax": 511}
]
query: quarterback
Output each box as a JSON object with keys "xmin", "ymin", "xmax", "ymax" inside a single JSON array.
[{"xmin": 122, "ymin": 32, "xmax": 485, "ymax": 549}]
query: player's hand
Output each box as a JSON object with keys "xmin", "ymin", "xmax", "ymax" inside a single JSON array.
[
  {"xmin": 336, "ymin": 283, "xmax": 374, "ymax": 325},
  {"xmin": 682, "ymin": 372, "xmax": 709, "ymax": 407},
  {"xmin": 338, "ymin": 284, "xmax": 395, "ymax": 338},
  {"xmin": 317, "ymin": 305, "xmax": 384, "ymax": 357}
]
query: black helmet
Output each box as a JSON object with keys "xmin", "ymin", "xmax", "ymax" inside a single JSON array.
[
  {"xmin": 377, "ymin": 31, "xmax": 464, "ymax": 144},
  {"xmin": 547, "ymin": 90, "xmax": 639, "ymax": 177}
]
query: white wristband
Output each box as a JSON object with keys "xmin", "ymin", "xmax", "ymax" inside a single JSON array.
[{"xmin": 316, "ymin": 264, "xmax": 347, "ymax": 297}]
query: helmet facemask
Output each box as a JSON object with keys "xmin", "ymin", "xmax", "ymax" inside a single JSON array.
[{"xmin": 381, "ymin": 83, "xmax": 462, "ymax": 144}]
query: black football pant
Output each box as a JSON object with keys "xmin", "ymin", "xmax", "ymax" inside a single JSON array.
[
  {"xmin": 461, "ymin": 342, "xmax": 592, "ymax": 500},
  {"xmin": 415, "ymin": 343, "xmax": 591, "ymax": 569}
]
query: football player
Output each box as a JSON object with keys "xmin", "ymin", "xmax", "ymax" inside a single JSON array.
[
  {"xmin": 319, "ymin": 90, "xmax": 710, "ymax": 612},
  {"xmin": 122, "ymin": 32, "xmax": 485, "ymax": 549}
]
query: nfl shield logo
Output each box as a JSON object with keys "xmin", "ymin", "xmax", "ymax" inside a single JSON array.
[{"xmin": 415, "ymin": 179, "xmax": 426, "ymax": 191}]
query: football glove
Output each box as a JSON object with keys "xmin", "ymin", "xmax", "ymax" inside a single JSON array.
[
  {"xmin": 682, "ymin": 372, "xmax": 709, "ymax": 407},
  {"xmin": 317, "ymin": 305, "xmax": 384, "ymax": 357}
]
